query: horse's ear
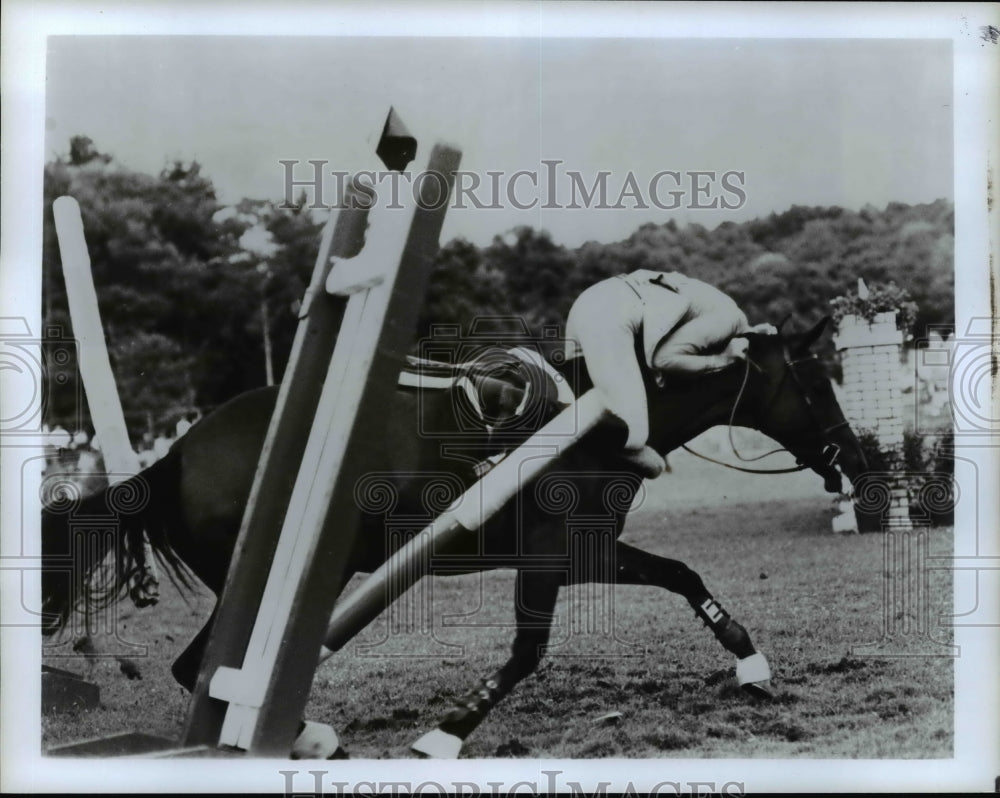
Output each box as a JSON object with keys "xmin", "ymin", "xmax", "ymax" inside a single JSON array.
[
  {"xmin": 794, "ymin": 316, "xmax": 831, "ymax": 353},
  {"xmin": 777, "ymin": 314, "xmax": 793, "ymax": 335}
]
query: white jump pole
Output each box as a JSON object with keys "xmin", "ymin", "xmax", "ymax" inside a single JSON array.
[
  {"xmin": 206, "ymin": 140, "xmax": 463, "ymax": 753},
  {"xmin": 52, "ymin": 196, "xmax": 159, "ymax": 603},
  {"xmin": 207, "ymin": 181, "xmax": 417, "ymax": 748},
  {"xmin": 318, "ymin": 388, "xmax": 608, "ymax": 662}
]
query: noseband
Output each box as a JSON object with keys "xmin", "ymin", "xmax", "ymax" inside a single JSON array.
[
  {"xmin": 779, "ymin": 347, "xmax": 850, "ymax": 469},
  {"xmin": 681, "ymin": 342, "xmax": 847, "ymax": 475}
]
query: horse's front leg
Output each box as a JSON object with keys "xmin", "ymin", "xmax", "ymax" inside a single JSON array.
[
  {"xmin": 411, "ymin": 569, "xmax": 561, "ymax": 758},
  {"xmin": 602, "ymin": 540, "xmax": 773, "ymax": 698}
]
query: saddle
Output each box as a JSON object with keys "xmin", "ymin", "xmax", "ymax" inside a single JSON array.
[
  {"xmin": 398, "ymin": 346, "xmax": 659, "ymax": 479},
  {"xmin": 398, "ymin": 346, "xmax": 570, "ymax": 436}
]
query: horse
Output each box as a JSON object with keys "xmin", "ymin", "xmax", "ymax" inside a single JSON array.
[{"xmin": 40, "ymin": 319, "xmax": 867, "ymax": 757}]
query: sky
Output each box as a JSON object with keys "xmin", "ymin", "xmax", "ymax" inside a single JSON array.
[{"xmin": 45, "ymin": 36, "xmax": 953, "ymax": 247}]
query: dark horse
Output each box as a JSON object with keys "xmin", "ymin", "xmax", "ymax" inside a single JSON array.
[{"xmin": 41, "ymin": 320, "xmax": 866, "ymax": 757}]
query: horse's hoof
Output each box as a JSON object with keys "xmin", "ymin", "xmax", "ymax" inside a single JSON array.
[
  {"xmin": 735, "ymin": 652, "xmax": 774, "ymax": 700},
  {"xmin": 291, "ymin": 721, "xmax": 341, "ymax": 759},
  {"xmin": 741, "ymin": 679, "xmax": 775, "ymax": 701},
  {"xmin": 411, "ymin": 728, "xmax": 463, "ymax": 759},
  {"xmin": 736, "ymin": 652, "xmax": 770, "ymax": 681}
]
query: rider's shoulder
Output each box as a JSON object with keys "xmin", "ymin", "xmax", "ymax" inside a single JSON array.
[{"xmin": 618, "ymin": 269, "xmax": 695, "ymax": 296}]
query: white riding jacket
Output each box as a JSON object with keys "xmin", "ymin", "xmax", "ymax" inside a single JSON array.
[{"xmin": 565, "ymin": 269, "xmax": 750, "ymax": 449}]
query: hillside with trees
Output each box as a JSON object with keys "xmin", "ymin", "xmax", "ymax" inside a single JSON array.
[{"xmin": 42, "ymin": 138, "xmax": 954, "ymax": 439}]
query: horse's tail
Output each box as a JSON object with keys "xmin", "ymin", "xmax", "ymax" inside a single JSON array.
[{"xmin": 40, "ymin": 448, "xmax": 194, "ymax": 636}]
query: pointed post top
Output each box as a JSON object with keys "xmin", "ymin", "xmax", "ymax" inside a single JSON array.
[
  {"xmin": 857, "ymin": 277, "xmax": 870, "ymax": 300},
  {"xmin": 376, "ymin": 107, "xmax": 417, "ymax": 172}
]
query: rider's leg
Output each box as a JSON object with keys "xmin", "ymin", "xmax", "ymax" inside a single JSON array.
[{"xmin": 565, "ymin": 280, "xmax": 664, "ymax": 478}]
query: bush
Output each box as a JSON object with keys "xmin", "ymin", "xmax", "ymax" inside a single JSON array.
[
  {"xmin": 829, "ymin": 281, "xmax": 919, "ymax": 335},
  {"xmin": 921, "ymin": 430, "xmax": 955, "ymax": 526},
  {"xmin": 855, "ymin": 429, "xmax": 899, "ymax": 472},
  {"xmin": 902, "ymin": 429, "xmax": 927, "ymax": 472},
  {"xmin": 852, "ymin": 428, "xmax": 954, "ymax": 530},
  {"xmin": 930, "ymin": 429, "xmax": 955, "ymax": 477}
]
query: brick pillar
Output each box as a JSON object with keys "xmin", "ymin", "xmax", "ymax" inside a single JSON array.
[{"xmin": 833, "ymin": 310, "xmax": 912, "ymax": 531}]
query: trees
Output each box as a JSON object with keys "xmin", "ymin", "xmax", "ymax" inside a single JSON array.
[
  {"xmin": 42, "ymin": 136, "xmax": 954, "ymax": 442},
  {"xmin": 42, "ymin": 141, "xmax": 336, "ymax": 438},
  {"xmin": 43, "ymin": 142, "xmax": 246, "ymax": 437}
]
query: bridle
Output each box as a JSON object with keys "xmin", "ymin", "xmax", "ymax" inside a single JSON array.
[{"xmin": 681, "ymin": 341, "xmax": 849, "ymax": 475}]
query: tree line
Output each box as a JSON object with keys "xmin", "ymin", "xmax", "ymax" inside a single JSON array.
[{"xmin": 42, "ymin": 137, "xmax": 954, "ymax": 439}]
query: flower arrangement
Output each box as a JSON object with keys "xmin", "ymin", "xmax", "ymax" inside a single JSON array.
[{"xmin": 829, "ymin": 280, "xmax": 918, "ymax": 334}]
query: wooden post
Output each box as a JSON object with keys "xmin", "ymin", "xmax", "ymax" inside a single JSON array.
[{"xmin": 183, "ymin": 143, "xmax": 461, "ymax": 756}]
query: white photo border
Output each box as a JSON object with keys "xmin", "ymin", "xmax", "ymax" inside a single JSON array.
[{"xmin": 2, "ymin": 1, "xmax": 998, "ymax": 793}]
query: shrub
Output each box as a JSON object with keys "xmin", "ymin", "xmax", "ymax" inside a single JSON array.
[
  {"xmin": 855, "ymin": 429, "xmax": 899, "ymax": 472},
  {"xmin": 852, "ymin": 428, "xmax": 954, "ymax": 529},
  {"xmin": 902, "ymin": 430, "xmax": 927, "ymax": 473},
  {"xmin": 922, "ymin": 430, "xmax": 955, "ymax": 526}
]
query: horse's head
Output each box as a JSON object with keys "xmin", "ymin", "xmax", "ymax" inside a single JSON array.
[{"xmin": 741, "ymin": 318, "xmax": 868, "ymax": 493}]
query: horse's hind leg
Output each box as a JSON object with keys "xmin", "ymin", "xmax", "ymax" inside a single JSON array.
[
  {"xmin": 598, "ymin": 541, "xmax": 772, "ymax": 697},
  {"xmin": 411, "ymin": 569, "xmax": 561, "ymax": 759}
]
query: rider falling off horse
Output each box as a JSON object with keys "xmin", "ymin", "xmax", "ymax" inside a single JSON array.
[
  {"xmin": 562, "ymin": 268, "xmax": 778, "ymax": 695},
  {"xmin": 564, "ymin": 269, "xmax": 777, "ymax": 479}
]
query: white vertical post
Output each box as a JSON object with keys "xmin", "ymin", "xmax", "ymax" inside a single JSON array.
[
  {"xmin": 208, "ymin": 190, "xmax": 414, "ymax": 747},
  {"xmin": 52, "ymin": 196, "xmax": 160, "ymax": 597}
]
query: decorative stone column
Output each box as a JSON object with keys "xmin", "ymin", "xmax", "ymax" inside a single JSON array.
[{"xmin": 833, "ymin": 310, "xmax": 912, "ymax": 531}]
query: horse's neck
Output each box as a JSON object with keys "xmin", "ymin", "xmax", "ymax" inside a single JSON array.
[
  {"xmin": 646, "ymin": 365, "xmax": 753, "ymax": 455},
  {"xmin": 554, "ymin": 352, "xmax": 754, "ymax": 454}
]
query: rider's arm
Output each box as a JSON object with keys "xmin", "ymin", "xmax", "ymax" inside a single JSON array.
[
  {"xmin": 652, "ymin": 341, "xmax": 742, "ymax": 375},
  {"xmin": 651, "ymin": 313, "xmax": 747, "ymax": 376}
]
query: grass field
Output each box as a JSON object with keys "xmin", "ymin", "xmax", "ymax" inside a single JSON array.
[{"xmin": 41, "ymin": 451, "xmax": 954, "ymax": 759}]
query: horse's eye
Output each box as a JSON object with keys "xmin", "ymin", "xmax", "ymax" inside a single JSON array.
[{"xmin": 811, "ymin": 378, "xmax": 835, "ymax": 398}]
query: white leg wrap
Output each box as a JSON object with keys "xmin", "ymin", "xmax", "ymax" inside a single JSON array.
[
  {"xmin": 291, "ymin": 721, "xmax": 340, "ymax": 759},
  {"xmin": 736, "ymin": 652, "xmax": 771, "ymax": 686},
  {"xmin": 411, "ymin": 728, "xmax": 463, "ymax": 759}
]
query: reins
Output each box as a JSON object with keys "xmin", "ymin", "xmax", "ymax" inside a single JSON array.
[
  {"xmin": 680, "ymin": 354, "xmax": 811, "ymax": 474},
  {"xmin": 680, "ymin": 344, "xmax": 845, "ymax": 475},
  {"xmin": 679, "ymin": 446, "xmax": 809, "ymax": 474}
]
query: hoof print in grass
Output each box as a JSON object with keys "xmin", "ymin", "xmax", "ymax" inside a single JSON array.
[
  {"xmin": 495, "ymin": 738, "xmax": 529, "ymax": 757},
  {"xmin": 765, "ymin": 720, "xmax": 812, "ymax": 742},
  {"xmin": 116, "ymin": 658, "xmax": 142, "ymax": 680},
  {"xmin": 807, "ymin": 656, "xmax": 874, "ymax": 676},
  {"xmin": 704, "ymin": 668, "xmax": 734, "ymax": 687},
  {"xmin": 73, "ymin": 636, "xmax": 98, "ymax": 658}
]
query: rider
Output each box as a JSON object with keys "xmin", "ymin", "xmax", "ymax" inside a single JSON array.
[{"xmin": 565, "ymin": 269, "xmax": 775, "ymax": 478}]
